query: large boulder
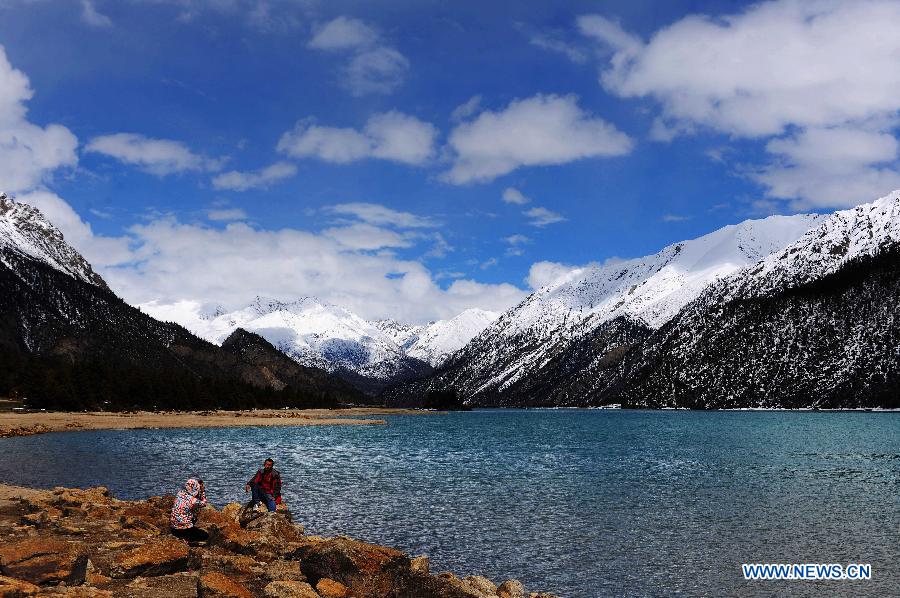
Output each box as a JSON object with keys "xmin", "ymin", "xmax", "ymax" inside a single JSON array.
[
  {"xmin": 110, "ymin": 537, "xmax": 191, "ymax": 578},
  {"xmin": 295, "ymin": 536, "xmax": 410, "ymax": 594},
  {"xmin": 315, "ymin": 578, "xmax": 352, "ymax": 598},
  {"xmin": 198, "ymin": 572, "xmax": 253, "ymax": 598},
  {"xmin": 261, "ymin": 560, "xmax": 305, "ymax": 583},
  {"xmin": 244, "ymin": 513, "xmax": 301, "ymax": 544},
  {"xmin": 497, "ymin": 580, "xmax": 525, "ymax": 598},
  {"xmin": 464, "ymin": 576, "xmax": 498, "ymax": 595},
  {"xmin": 0, "ymin": 538, "xmax": 87, "ymax": 585},
  {"xmin": 199, "ymin": 554, "xmax": 262, "ymax": 577}
]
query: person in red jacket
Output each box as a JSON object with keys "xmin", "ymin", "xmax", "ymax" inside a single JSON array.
[{"xmin": 243, "ymin": 458, "xmax": 282, "ymax": 512}]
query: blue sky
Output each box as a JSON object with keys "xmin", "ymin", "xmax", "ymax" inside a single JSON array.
[{"xmin": 2, "ymin": 0, "xmax": 899, "ymax": 322}]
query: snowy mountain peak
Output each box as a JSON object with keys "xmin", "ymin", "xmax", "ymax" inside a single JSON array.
[
  {"xmin": 512, "ymin": 212, "xmax": 825, "ymax": 335},
  {"xmin": 724, "ymin": 190, "xmax": 900, "ymax": 299},
  {"xmin": 432, "ymin": 212, "xmax": 825, "ymax": 398},
  {"xmin": 0, "ymin": 193, "xmax": 107, "ymax": 288},
  {"xmin": 404, "ymin": 308, "xmax": 500, "ymax": 366}
]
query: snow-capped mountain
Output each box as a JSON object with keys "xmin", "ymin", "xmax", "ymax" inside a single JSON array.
[
  {"xmin": 376, "ymin": 308, "xmax": 500, "ymax": 366},
  {"xmin": 386, "ymin": 212, "xmax": 823, "ymax": 405},
  {"xmin": 0, "ymin": 194, "xmax": 362, "ymax": 409},
  {"xmin": 0, "ymin": 193, "xmax": 106, "ymax": 288},
  {"xmin": 144, "ymin": 298, "xmax": 499, "ymax": 393},
  {"xmin": 721, "ymin": 191, "xmax": 900, "ymax": 300},
  {"xmin": 594, "ymin": 190, "xmax": 900, "ymax": 409}
]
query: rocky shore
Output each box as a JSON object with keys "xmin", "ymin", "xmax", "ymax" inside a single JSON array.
[{"xmin": 0, "ymin": 485, "xmax": 557, "ymax": 598}]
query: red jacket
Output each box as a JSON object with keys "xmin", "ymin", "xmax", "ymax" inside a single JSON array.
[{"xmin": 248, "ymin": 468, "xmax": 282, "ymax": 502}]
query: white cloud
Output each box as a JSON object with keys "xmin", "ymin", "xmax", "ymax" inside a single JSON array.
[
  {"xmin": 451, "ymin": 95, "xmax": 482, "ymax": 122},
  {"xmin": 108, "ymin": 216, "xmax": 524, "ymax": 323},
  {"xmin": 526, "ymin": 260, "xmax": 580, "ymax": 290},
  {"xmin": 525, "ymin": 206, "xmax": 566, "ymax": 227},
  {"xmin": 277, "ymin": 112, "xmax": 436, "ymax": 165},
  {"xmin": 307, "ymin": 16, "xmax": 409, "ymax": 96},
  {"xmin": 308, "ymin": 16, "xmax": 379, "ymax": 51},
  {"xmin": 16, "ymin": 189, "xmax": 132, "ymax": 267},
  {"xmin": 502, "ymin": 187, "xmax": 530, "ymax": 205},
  {"xmin": 478, "ymin": 257, "xmax": 498, "ymax": 270},
  {"xmin": 0, "ymin": 46, "xmax": 78, "ymax": 194},
  {"xmin": 13, "ymin": 188, "xmax": 524, "ymax": 323},
  {"xmin": 503, "ymin": 234, "xmax": 530, "ymax": 245},
  {"xmin": 342, "ymin": 47, "xmax": 409, "ymax": 96},
  {"xmin": 503, "ymin": 234, "xmax": 529, "ymax": 256},
  {"xmin": 206, "ymin": 208, "xmax": 247, "ymax": 222},
  {"xmin": 755, "ymin": 127, "xmax": 900, "ymax": 209},
  {"xmin": 529, "ymin": 33, "xmax": 588, "ymax": 64},
  {"xmin": 85, "ymin": 133, "xmax": 223, "ymax": 176},
  {"xmin": 322, "ymin": 222, "xmax": 413, "ymax": 251},
  {"xmin": 324, "ymin": 202, "xmax": 437, "ymax": 228},
  {"xmin": 585, "ymin": 2, "xmax": 900, "ymax": 137},
  {"xmin": 81, "ymin": 0, "xmax": 112, "ymax": 27},
  {"xmin": 661, "ymin": 214, "xmax": 690, "ymax": 222},
  {"xmin": 581, "ymin": 1, "xmax": 900, "ymax": 208},
  {"xmin": 211, "ymin": 161, "xmax": 296, "ymax": 191},
  {"xmin": 444, "ymin": 94, "xmax": 633, "ymax": 184}
]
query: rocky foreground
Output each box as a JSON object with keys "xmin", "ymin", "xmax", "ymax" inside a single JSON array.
[{"xmin": 0, "ymin": 486, "xmax": 556, "ymax": 598}]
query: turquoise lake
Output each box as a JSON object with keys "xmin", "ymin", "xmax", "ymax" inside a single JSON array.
[{"xmin": 0, "ymin": 409, "xmax": 897, "ymax": 597}]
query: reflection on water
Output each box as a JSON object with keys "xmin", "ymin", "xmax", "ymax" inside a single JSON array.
[{"xmin": 0, "ymin": 410, "xmax": 897, "ymax": 597}]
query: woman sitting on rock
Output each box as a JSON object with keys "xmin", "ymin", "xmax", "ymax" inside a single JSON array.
[{"xmin": 170, "ymin": 477, "xmax": 209, "ymax": 544}]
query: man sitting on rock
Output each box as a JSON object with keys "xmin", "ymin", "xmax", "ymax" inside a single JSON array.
[
  {"xmin": 243, "ymin": 458, "xmax": 282, "ymax": 514},
  {"xmin": 170, "ymin": 477, "xmax": 209, "ymax": 544}
]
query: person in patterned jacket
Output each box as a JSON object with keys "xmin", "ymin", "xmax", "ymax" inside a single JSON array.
[
  {"xmin": 170, "ymin": 478, "xmax": 209, "ymax": 544},
  {"xmin": 243, "ymin": 458, "xmax": 282, "ymax": 513}
]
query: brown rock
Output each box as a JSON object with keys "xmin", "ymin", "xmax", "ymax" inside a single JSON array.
[
  {"xmin": 118, "ymin": 573, "xmax": 200, "ymax": 598},
  {"xmin": 219, "ymin": 504, "xmax": 242, "ymax": 524},
  {"xmin": 51, "ymin": 488, "xmax": 114, "ymax": 509},
  {"xmin": 110, "ymin": 537, "xmax": 190, "ymax": 578},
  {"xmin": 119, "ymin": 503, "xmax": 167, "ymax": 533},
  {"xmin": 200, "ymin": 554, "xmax": 262, "ymax": 577},
  {"xmin": 32, "ymin": 588, "xmax": 113, "ymax": 597},
  {"xmin": 315, "ymin": 578, "xmax": 351, "ymax": 598},
  {"xmin": 143, "ymin": 496, "xmax": 175, "ymax": 515},
  {"xmin": 0, "ymin": 575, "xmax": 39, "ymax": 597},
  {"xmin": 295, "ymin": 536, "xmax": 409, "ymax": 594},
  {"xmin": 262, "ymin": 581, "xmax": 320, "ymax": 598},
  {"xmin": 409, "ymin": 556, "xmax": 429, "ymax": 575},
  {"xmin": 262, "ymin": 560, "xmax": 305, "ymax": 583},
  {"xmin": 497, "ymin": 580, "xmax": 525, "ymax": 598},
  {"xmin": 464, "ymin": 575, "xmax": 497, "ymax": 595},
  {"xmin": 0, "ymin": 538, "xmax": 87, "ymax": 585},
  {"xmin": 84, "ymin": 561, "xmax": 111, "ymax": 587},
  {"xmin": 527, "ymin": 593, "xmax": 559, "ymax": 598},
  {"xmin": 215, "ymin": 526, "xmax": 269, "ymax": 558},
  {"xmin": 244, "ymin": 512, "xmax": 301, "ymax": 544},
  {"xmin": 198, "ymin": 573, "xmax": 253, "ymax": 598}
]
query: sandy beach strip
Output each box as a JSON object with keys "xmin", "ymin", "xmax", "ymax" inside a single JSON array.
[{"xmin": 0, "ymin": 407, "xmax": 430, "ymax": 438}]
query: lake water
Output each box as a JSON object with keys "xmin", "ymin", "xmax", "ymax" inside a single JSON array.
[{"xmin": 0, "ymin": 409, "xmax": 897, "ymax": 597}]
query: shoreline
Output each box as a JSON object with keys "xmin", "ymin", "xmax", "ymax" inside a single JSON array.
[
  {"xmin": 0, "ymin": 407, "xmax": 432, "ymax": 438},
  {"xmin": 0, "ymin": 482, "xmax": 555, "ymax": 598}
]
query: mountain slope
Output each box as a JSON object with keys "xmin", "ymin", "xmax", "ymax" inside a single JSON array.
[
  {"xmin": 149, "ymin": 301, "xmax": 500, "ymax": 394},
  {"xmin": 386, "ymin": 213, "xmax": 822, "ymax": 405},
  {"xmin": 0, "ymin": 193, "xmax": 106, "ymax": 288},
  {"xmin": 0, "ymin": 195, "xmax": 362, "ymax": 410},
  {"xmin": 149, "ymin": 297, "xmax": 433, "ymax": 395},
  {"xmin": 593, "ymin": 191, "xmax": 900, "ymax": 408},
  {"xmin": 398, "ymin": 309, "xmax": 500, "ymax": 366}
]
